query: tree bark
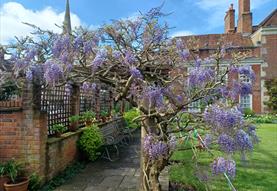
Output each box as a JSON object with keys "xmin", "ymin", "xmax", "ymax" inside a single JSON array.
[{"xmin": 140, "ymin": 117, "xmax": 165, "ymax": 191}]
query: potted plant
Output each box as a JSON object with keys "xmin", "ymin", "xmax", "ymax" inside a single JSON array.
[
  {"xmin": 100, "ymin": 110, "xmax": 109, "ymax": 123},
  {"xmin": 81, "ymin": 111, "xmax": 96, "ymax": 127},
  {"xmin": 0, "ymin": 163, "xmax": 9, "ymax": 191},
  {"xmin": 52, "ymin": 124, "xmax": 67, "ymax": 137},
  {"xmin": 69, "ymin": 115, "xmax": 80, "ymax": 131},
  {"xmin": 4, "ymin": 160, "xmax": 29, "ymax": 191}
]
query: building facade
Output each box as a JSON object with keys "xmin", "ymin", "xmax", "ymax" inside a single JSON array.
[{"xmin": 177, "ymin": 0, "xmax": 277, "ymax": 113}]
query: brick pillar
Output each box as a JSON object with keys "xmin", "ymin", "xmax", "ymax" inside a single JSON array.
[
  {"xmin": 70, "ymin": 84, "xmax": 80, "ymax": 116},
  {"xmin": 20, "ymin": 81, "xmax": 47, "ymax": 179}
]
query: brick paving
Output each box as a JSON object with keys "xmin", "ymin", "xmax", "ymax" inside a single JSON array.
[{"xmin": 54, "ymin": 130, "xmax": 168, "ymax": 191}]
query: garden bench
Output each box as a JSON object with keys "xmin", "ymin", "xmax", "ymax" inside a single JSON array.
[
  {"xmin": 99, "ymin": 120, "xmax": 128, "ymax": 161},
  {"xmin": 117, "ymin": 118, "xmax": 137, "ymax": 142}
]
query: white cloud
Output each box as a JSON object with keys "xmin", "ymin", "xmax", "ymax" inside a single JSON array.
[
  {"xmin": 171, "ymin": 30, "xmax": 194, "ymax": 37},
  {"xmin": 195, "ymin": 0, "xmax": 271, "ymax": 30},
  {"xmin": 0, "ymin": 2, "xmax": 82, "ymax": 44}
]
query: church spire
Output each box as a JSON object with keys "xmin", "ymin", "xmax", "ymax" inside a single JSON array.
[{"xmin": 63, "ymin": 0, "xmax": 72, "ymax": 34}]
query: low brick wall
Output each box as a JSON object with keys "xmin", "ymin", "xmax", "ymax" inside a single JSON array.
[{"xmin": 45, "ymin": 129, "xmax": 85, "ymax": 181}]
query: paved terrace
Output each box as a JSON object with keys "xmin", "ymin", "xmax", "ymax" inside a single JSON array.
[{"xmin": 54, "ymin": 130, "xmax": 168, "ymax": 191}]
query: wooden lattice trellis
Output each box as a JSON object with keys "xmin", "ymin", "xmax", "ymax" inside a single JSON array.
[{"xmin": 40, "ymin": 86, "xmax": 71, "ymax": 135}]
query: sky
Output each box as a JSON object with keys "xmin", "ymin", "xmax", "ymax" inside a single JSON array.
[{"xmin": 0, "ymin": 0, "xmax": 276, "ymax": 44}]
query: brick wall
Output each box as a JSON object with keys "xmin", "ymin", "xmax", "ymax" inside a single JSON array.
[{"xmin": 45, "ymin": 130, "xmax": 83, "ymax": 181}]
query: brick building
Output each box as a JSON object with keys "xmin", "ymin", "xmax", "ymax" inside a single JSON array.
[{"xmin": 176, "ymin": 0, "xmax": 277, "ymax": 113}]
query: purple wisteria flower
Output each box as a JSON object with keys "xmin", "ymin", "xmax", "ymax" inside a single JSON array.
[
  {"xmin": 203, "ymin": 134, "xmax": 213, "ymax": 148},
  {"xmin": 112, "ymin": 50, "xmax": 121, "ymax": 60},
  {"xmin": 204, "ymin": 105, "xmax": 244, "ymax": 132},
  {"xmin": 240, "ymin": 82, "xmax": 252, "ymax": 96},
  {"xmin": 52, "ymin": 35, "xmax": 71, "ymax": 58},
  {"xmin": 92, "ymin": 49, "xmax": 107, "ymax": 71},
  {"xmin": 226, "ymin": 160, "xmax": 236, "ymax": 178},
  {"xmin": 212, "ymin": 157, "xmax": 236, "ymax": 178},
  {"xmin": 124, "ymin": 50, "xmax": 136, "ymax": 64},
  {"xmin": 212, "ymin": 157, "xmax": 227, "ymax": 175},
  {"xmin": 43, "ymin": 60, "xmax": 64, "ymax": 86},
  {"xmin": 143, "ymin": 135, "xmax": 169, "ymax": 160},
  {"xmin": 130, "ymin": 67, "xmax": 143, "ymax": 79},
  {"xmin": 81, "ymin": 82, "xmax": 91, "ymax": 92},
  {"xmin": 239, "ymin": 66, "xmax": 255, "ymax": 81},
  {"xmin": 188, "ymin": 67, "xmax": 214, "ymax": 88},
  {"xmin": 179, "ymin": 49, "xmax": 190, "ymax": 60},
  {"xmin": 142, "ymin": 86, "xmax": 164, "ymax": 110},
  {"xmin": 65, "ymin": 83, "xmax": 72, "ymax": 94},
  {"xmin": 218, "ymin": 134, "xmax": 236, "ymax": 153},
  {"xmin": 25, "ymin": 69, "xmax": 33, "ymax": 81},
  {"xmin": 235, "ymin": 130, "xmax": 253, "ymax": 151},
  {"xmin": 25, "ymin": 48, "xmax": 37, "ymax": 60}
]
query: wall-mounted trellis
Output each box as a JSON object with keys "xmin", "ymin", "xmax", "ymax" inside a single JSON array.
[{"xmin": 40, "ymin": 86, "xmax": 71, "ymax": 135}]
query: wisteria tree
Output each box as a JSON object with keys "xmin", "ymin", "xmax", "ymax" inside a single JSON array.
[{"xmin": 1, "ymin": 6, "xmax": 258, "ymax": 191}]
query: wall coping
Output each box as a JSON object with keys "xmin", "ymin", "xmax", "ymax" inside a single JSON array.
[
  {"xmin": 0, "ymin": 107, "xmax": 23, "ymax": 112},
  {"xmin": 47, "ymin": 127, "xmax": 87, "ymax": 144}
]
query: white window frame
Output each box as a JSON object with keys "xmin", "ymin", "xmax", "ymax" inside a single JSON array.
[{"xmin": 239, "ymin": 94, "xmax": 253, "ymax": 110}]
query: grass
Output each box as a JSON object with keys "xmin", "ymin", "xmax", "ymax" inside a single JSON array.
[{"xmin": 169, "ymin": 124, "xmax": 277, "ymax": 191}]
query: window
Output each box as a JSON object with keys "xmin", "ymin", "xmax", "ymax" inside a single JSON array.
[
  {"xmin": 240, "ymin": 94, "xmax": 252, "ymax": 110},
  {"xmin": 240, "ymin": 74, "xmax": 251, "ymax": 83}
]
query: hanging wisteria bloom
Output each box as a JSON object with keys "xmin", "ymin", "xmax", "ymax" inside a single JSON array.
[
  {"xmin": 218, "ymin": 134, "xmax": 236, "ymax": 153},
  {"xmin": 43, "ymin": 60, "xmax": 64, "ymax": 86},
  {"xmin": 81, "ymin": 82, "xmax": 91, "ymax": 92},
  {"xmin": 235, "ymin": 129, "xmax": 253, "ymax": 151},
  {"xmin": 212, "ymin": 157, "xmax": 236, "ymax": 178},
  {"xmin": 92, "ymin": 49, "xmax": 107, "ymax": 71},
  {"xmin": 239, "ymin": 66, "xmax": 256, "ymax": 82},
  {"xmin": 124, "ymin": 50, "xmax": 136, "ymax": 65},
  {"xmin": 130, "ymin": 66, "xmax": 143, "ymax": 79},
  {"xmin": 188, "ymin": 67, "xmax": 214, "ymax": 88},
  {"xmin": 143, "ymin": 135, "xmax": 169, "ymax": 160},
  {"xmin": 204, "ymin": 105, "xmax": 244, "ymax": 133}
]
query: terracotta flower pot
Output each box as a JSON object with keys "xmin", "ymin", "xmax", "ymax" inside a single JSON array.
[
  {"xmin": 0, "ymin": 176, "xmax": 9, "ymax": 191},
  {"xmin": 69, "ymin": 122, "xmax": 79, "ymax": 131},
  {"xmin": 4, "ymin": 177, "xmax": 29, "ymax": 191}
]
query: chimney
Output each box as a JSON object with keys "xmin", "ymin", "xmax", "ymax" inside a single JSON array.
[
  {"xmin": 237, "ymin": 0, "xmax": 252, "ymax": 34},
  {"xmin": 224, "ymin": 4, "xmax": 235, "ymax": 33}
]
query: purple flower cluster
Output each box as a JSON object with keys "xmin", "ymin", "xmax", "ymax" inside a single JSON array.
[
  {"xmin": 43, "ymin": 60, "xmax": 64, "ymax": 86},
  {"xmin": 218, "ymin": 134, "xmax": 236, "ymax": 153},
  {"xmin": 212, "ymin": 157, "xmax": 236, "ymax": 178},
  {"xmin": 112, "ymin": 50, "xmax": 121, "ymax": 60},
  {"xmin": 143, "ymin": 135, "xmax": 169, "ymax": 160},
  {"xmin": 142, "ymin": 86, "xmax": 164, "ymax": 111},
  {"xmin": 130, "ymin": 66, "xmax": 143, "ymax": 79},
  {"xmin": 81, "ymin": 82, "xmax": 97, "ymax": 93},
  {"xmin": 239, "ymin": 66, "xmax": 256, "ymax": 82},
  {"xmin": 52, "ymin": 35, "xmax": 71, "ymax": 58},
  {"xmin": 188, "ymin": 67, "xmax": 215, "ymax": 88},
  {"xmin": 235, "ymin": 130, "xmax": 253, "ymax": 151},
  {"xmin": 203, "ymin": 134, "xmax": 213, "ymax": 148},
  {"xmin": 179, "ymin": 49, "xmax": 190, "ymax": 60},
  {"xmin": 124, "ymin": 51, "xmax": 136, "ymax": 65},
  {"xmin": 92, "ymin": 49, "xmax": 107, "ymax": 71},
  {"xmin": 204, "ymin": 105, "xmax": 244, "ymax": 132}
]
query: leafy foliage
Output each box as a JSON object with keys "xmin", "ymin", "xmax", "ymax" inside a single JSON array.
[
  {"xmin": 123, "ymin": 108, "xmax": 140, "ymax": 129},
  {"xmin": 52, "ymin": 124, "xmax": 67, "ymax": 134},
  {"xmin": 69, "ymin": 115, "xmax": 80, "ymax": 123},
  {"xmin": 4, "ymin": 160, "xmax": 23, "ymax": 183},
  {"xmin": 78, "ymin": 125, "xmax": 103, "ymax": 161},
  {"xmin": 265, "ymin": 78, "xmax": 277, "ymax": 113},
  {"xmin": 250, "ymin": 114, "xmax": 277, "ymax": 124},
  {"xmin": 28, "ymin": 173, "xmax": 41, "ymax": 191},
  {"xmin": 80, "ymin": 111, "xmax": 96, "ymax": 122}
]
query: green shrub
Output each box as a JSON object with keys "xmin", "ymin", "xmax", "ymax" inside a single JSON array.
[
  {"xmin": 52, "ymin": 124, "xmax": 67, "ymax": 134},
  {"xmin": 265, "ymin": 78, "xmax": 277, "ymax": 113},
  {"xmin": 0, "ymin": 163, "xmax": 6, "ymax": 176},
  {"xmin": 81, "ymin": 111, "xmax": 96, "ymax": 122},
  {"xmin": 78, "ymin": 125, "xmax": 103, "ymax": 161},
  {"xmin": 28, "ymin": 173, "xmax": 41, "ymax": 191},
  {"xmin": 69, "ymin": 115, "xmax": 80, "ymax": 123},
  {"xmin": 243, "ymin": 108, "xmax": 255, "ymax": 117},
  {"xmin": 250, "ymin": 114, "xmax": 277, "ymax": 124},
  {"xmin": 123, "ymin": 108, "xmax": 140, "ymax": 129}
]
